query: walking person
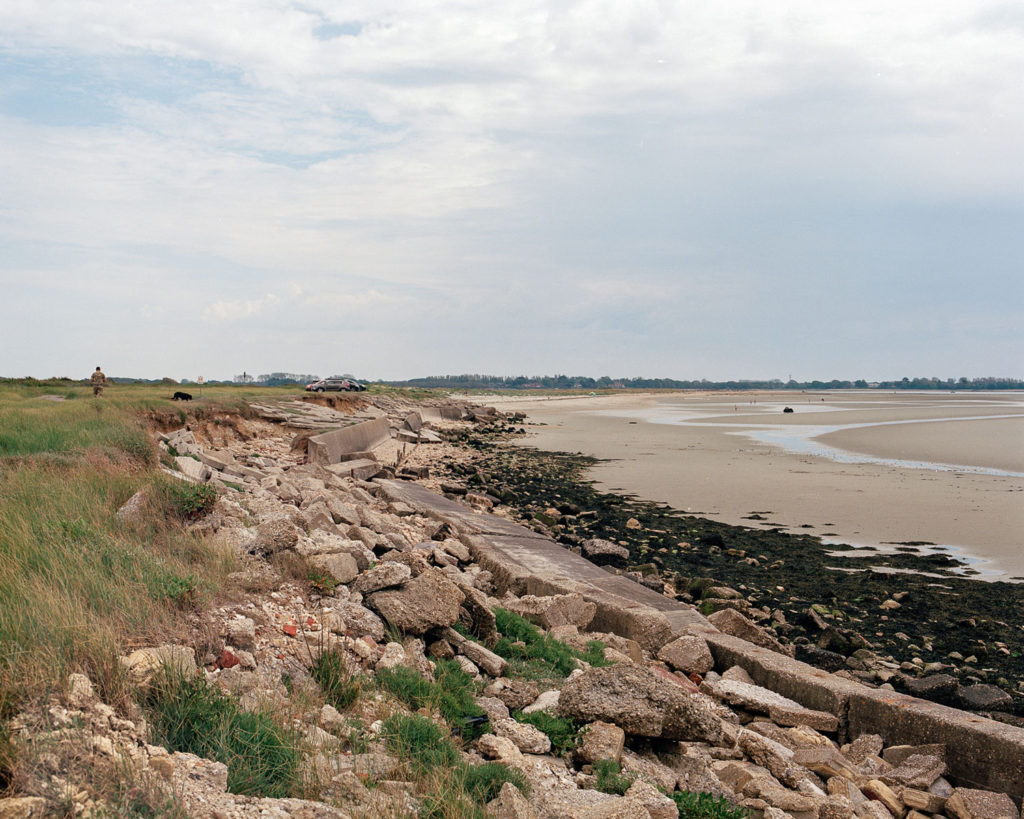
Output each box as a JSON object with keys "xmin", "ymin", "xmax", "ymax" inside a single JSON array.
[{"xmin": 90, "ymin": 366, "xmax": 107, "ymax": 397}]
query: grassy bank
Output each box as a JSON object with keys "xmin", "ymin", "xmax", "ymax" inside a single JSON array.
[{"xmin": 0, "ymin": 382, "xmax": 296, "ymax": 713}]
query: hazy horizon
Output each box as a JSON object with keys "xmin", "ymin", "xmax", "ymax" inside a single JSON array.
[
  {"xmin": 4, "ymin": 371, "xmax": 1022, "ymax": 386},
  {"xmin": 2, "ymin": 2, "xmax": 1021, "ymax": 381}
]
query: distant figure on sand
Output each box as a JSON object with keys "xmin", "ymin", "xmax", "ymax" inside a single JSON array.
[{"xmin": 90, "ymin": 366, "xmax": 107, "ymax": 397}]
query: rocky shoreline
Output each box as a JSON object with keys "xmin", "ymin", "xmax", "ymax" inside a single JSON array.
[
  {"xmin": 434, "ymin": 419, "xmax": 1024, "ymax": 722},
  {"xmin": 2, "ymin": 395, "xmax": 1021, "ymax": 819}
]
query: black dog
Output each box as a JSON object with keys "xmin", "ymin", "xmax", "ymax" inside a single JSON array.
[{"xmin": 172, "ymin": 391, "xmax": 193, "ymax": 401}]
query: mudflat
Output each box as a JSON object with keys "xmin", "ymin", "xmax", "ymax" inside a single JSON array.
[{"xmin": 481, "ymin": 391, "xmax": 1024, "ymax": 579}]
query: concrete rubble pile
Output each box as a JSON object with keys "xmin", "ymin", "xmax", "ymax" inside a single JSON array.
[{"xmin": 3, "ymin": 397, "xmax": 1021, "ymax": 819}]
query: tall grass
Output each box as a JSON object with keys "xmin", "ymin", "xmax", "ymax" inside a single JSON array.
[
  {"xmin": 0, "ymin": 457, "xmax": 232, "ymax": 706},
  {"xmin": 0, "ymin": 384, "xmax": 249, "ymax": 710}
]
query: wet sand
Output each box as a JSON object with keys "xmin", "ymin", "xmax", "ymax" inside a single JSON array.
[{"xmin": 478, "ymin": 391, "xmax": 1024, "ymax": 579}]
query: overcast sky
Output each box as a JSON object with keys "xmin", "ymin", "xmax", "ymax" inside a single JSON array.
[{"xmin": 1, "ymin": 1, "xmax": 1021, "ymax": 382}]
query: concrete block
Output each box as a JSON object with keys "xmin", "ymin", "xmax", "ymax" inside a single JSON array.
[
  {"xmin": 308, "ymin": 418, "xmax": 390, "ymax": 465},
  {"xmin": 175, "ymin": 456, "xmax": 210, "ymax": 482},
  {"xmin": 420, "ymin": 405, "xmax": 466, "ymax": 421},
  {"xmin": 199, "ymin": 451, "xmax": 236, "ymax": 471},
  {"xmin": 324, "ymin": 459, "xmax": 382, "ymax": 481},
  {"xmin": 692, "ymin": 627, "xmax": 867, "ymax": 719},
  {"xmin": 848, "ymin": 689, "xmax": 1024, "ymax": 799}
]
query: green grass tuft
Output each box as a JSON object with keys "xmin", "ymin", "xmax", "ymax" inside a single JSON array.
[
  {"xmin": 310, "ymin": 649, "xmax": 361, "ymax": 710},
  {"xmin": 380, "ymin": 713, "xmax": 459, "ymax": 774},
  {"xmin": 672, "ymin": 791, "xmax": 749, "ymax": 818},
  {"xmin": 376, "ymin": 660, "xmax": 487, "ymax": 738},
  {"xmin": 493, "ymin": 608, "xmax": 612, "ymax": 679},
  {"xmin": 144, "ymin": 670, "xmax": 302, "ymax": 798},
  {"xmin": 511, "ymin": 710, "xmax": 579, "ymax": 756},
  {"xmin": 420, "ymin": 762, "xmax": 530, "ymax": 818}
]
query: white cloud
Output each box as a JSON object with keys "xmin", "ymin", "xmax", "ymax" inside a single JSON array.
[
  {"xmin": 203, "ymin": 293, "xmax": 281, "ymax": 321},
  {"xmin": 0, "ymin": 0, "xmax": 1021, "ymax": 379}
]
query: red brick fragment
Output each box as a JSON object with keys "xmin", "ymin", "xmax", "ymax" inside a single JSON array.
[{"xmin": 282, "ymin": 623, "xmax": 298, "ymax": 637}]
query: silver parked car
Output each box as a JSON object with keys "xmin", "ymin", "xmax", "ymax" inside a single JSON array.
[{"xmin": 306, "ymin": 378, "xmax": 365, "ymax": 392}]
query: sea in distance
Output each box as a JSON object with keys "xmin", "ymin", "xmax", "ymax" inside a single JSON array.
[{"xmin": 481, "ymin": 390, "xmax": 1024, "ymax": 581}]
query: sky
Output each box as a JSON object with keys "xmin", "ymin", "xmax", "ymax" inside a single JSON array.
[{"xmin": 1, "ymin": 1, "xmax": 1022, "ymax": 383}]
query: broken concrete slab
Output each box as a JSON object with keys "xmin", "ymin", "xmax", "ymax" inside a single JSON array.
[
  {"xmin": 308, "ymin": 418, "xmax": 391, "ymax": 465},
  {"xmin": 848, "ymin": 690, "xmax": 1024, "ymax": 800},
  {"xmin": 175, "ymin": 456, "xmax": 211, "ymax": 482},
  {"xmin": 324, "ymin": 459, "xmax": 382, "ymax": 481}
]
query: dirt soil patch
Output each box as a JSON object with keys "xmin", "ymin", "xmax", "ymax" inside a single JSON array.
[{"xmin": 301, "ymin": 393, "xmax": 370, "ymax": 413}]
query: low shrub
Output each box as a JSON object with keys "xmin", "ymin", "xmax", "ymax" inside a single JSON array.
[
  {"xmin": 593, "ymin": 758, "xmax": 633, "ymax": 796},
  {"xmin": 672, "ymin": 791, "xmax": 749, "ymax": 819},
  {"xmin": 310, "ymin": 649, "xmax": 361, "ymax": 710},
  {"xmin": 156, "ymin": 477, "xmax": 217, "ymax": 521},
  {"xmin": 512, "ymin": 710, "xmax": 579, "ymax": 756},
  {"xmin": 144, "ymin": 670, "xmax": 301, "ymax": 798}
]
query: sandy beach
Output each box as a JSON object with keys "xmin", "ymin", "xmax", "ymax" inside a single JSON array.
[{"xmin": 478, "ymin": 391, "xmax": 1024, "ymax": 579}]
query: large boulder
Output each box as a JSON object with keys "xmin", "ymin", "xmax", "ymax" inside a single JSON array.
[
  {"xmin": 494, "ymin": 717, "xmax": 551, "ymax": 754},
  {"xmin": 575, "ymin": 721, "xmax": 625, "ymax": 765},
  {"xmin": 946, "ymin": 788, "xmax": 1019, "ymax": 819},
  {"xmin": 581, "ymin": 538, "xmax": 630, "ymax": 567},
  {"xmin": 958, "ymin": 683, "xmax": 1014, "ymax": 712},
  {"xmin": 500, "ymin": 593, "xmax": 597, "ymax": 631},
  {"xmin": 558, "ymin": 664, "xmax": 723, "ymax": 743},
  {"xmin": 367, "ymin": 568, "xmax": 465, "ymax": 634},
  {"xmin": 325, "ymin": 601, "xmax": 386, "ymax": 642},
  {"xmin": 308, "ymin": 552, "xmax": 359, "ymax": 585},
  {"xmin": 657, "ymin": 635, "xmax": 713, "ymax": 675},
  {"xmin": 351, "ymin": 561, "xmax": 412, "ymax": 595},
  {"xmin": 251, "ymin": 518, "xmax": 301, "ymax": 556}
]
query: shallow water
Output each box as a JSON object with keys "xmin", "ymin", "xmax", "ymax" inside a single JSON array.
[{"xmin": 595, "ymin": 405, "xmax": 1024, "ymax": 478}]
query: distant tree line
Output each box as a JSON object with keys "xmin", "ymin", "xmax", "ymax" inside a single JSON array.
[
  {"xmin": 380, "ymin": 374, "xmax": 1024, "ymax": 391},
  {"xmin": 876, "ymin": 376, "xmax": 1024, "ymax": 390}
]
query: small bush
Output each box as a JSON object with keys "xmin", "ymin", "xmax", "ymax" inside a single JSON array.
[
  {"xmin": 307, "ymin": 569, "xmax": 338, "ymax": 595},
  {"xmin": 157, "ymin": 478, "xmax": 217, "ymax": 521},
  {"xmin": 144, "ymin": 569, "xmax": 198, "ymax": 608},
  {"xmin": 672, "ymin": 791, "xmax": 749, "ymax": 819},
  {"xmin": 144, "ymin": 670, "xmax": 301, "ymax": 798},
  {"xmin": 381, "ymin": 713, "xmax": 459, "ymax": 774},
  {"xmin": 310, "ymin": 649, "xmax": 361, "ymax": 710},
  {"xmin": 512, "ymin": 710, "xmax": 579, "ymax": 756},
  {"xmin": 593, "ymin": 758, "xmax": 633, "ymax": 796}
]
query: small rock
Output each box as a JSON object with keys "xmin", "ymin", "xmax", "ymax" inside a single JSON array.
[{"xmin": 575, "ymin": 720, "xmax": 625, "ymax": 765}]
